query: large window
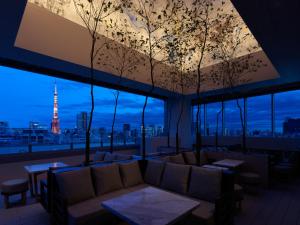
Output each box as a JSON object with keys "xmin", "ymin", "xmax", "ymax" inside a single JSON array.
[
  {"xmin": 0, "ymin": 66, "xmax": 164, "ymax": 154},
  {"xmin": 247, "ymin": 95, "xmax": 272, "ymax": 136},
  {"xmin": 275, "ymin": 90, "xmax": 300, "ymax": 137},
  {"xmin": 192, "ymin": 90, "xmax": 300, "ymax": 139},
  {"xmin": 224, "ymin": 99, "xmax": 244, "ymax": 136}
]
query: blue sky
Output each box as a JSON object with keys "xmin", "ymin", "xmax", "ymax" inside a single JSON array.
[{"xmin": 0, "ymin": 66, "xmax": 164, "ymax": 130}]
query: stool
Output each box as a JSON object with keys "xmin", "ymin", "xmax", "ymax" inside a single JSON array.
[
  {"xmin": 1, "ymin": 179, "xmax": 28, "ymax": 208},
  {"xmin": 234, "ymin": 184, "xmax": 244, "ymax": 210}
]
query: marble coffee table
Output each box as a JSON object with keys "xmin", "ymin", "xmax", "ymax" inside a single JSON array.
[
  {"xmin": 102, "ymin": 186, "xmax": 199, "ymax": 225},
  {"xmin": 213, "ymin": 159, "xmax": 244, "ymax": 169}
]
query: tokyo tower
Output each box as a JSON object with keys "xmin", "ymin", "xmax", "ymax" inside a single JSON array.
[{"xmin": 51, "ymin": 81, "xmax": 61, "ymax": 134}]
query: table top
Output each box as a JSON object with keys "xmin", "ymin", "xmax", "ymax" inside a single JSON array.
[
  {"xmin": 24, "ymin": 162, "xmax": 67, "ymax": 174},
  {"xmin": 213, "ymin": 159, "xmax": 244, "ymax": 168},
  {"xmin": 102, "ymin": 187, "xmax": 199, "ymax": 225},
  {"xmin": 202, "ymin": 165, "xmax": 229, "ymax": 171}
]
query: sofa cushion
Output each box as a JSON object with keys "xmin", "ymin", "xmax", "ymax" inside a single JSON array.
[
  {"xmin": 119, "ymin": 161, "xmax": 143, "ymax": 187},
  {"xmin": 114, "ymin": 154, "xmax": 132, "ymax": 161},
  {"xmin": 200, "ymin": 152, "xmax": 209, "ymax": 166},
  {"xmin": 103, "ymin": 152, "xmax": 115, "ymax": 162},
  {"xmin": 161, "ymin": 156, "xmax": 170, "ymax": 162},
  {"xmin": 92, "ymin": 163, "xmax": 123, "ymax": 195},
  {"xmin": 144, "ymin": 160, "xmax": 165, "ymax": 186},
  {"xmin": 183, "ymin": 152, "xmax": 197, "ymax": 165},
  {"xmin": 68, "ymin": 184, "xmax": 148, "ymax": 225},
  {"xmin": 160, "ymin": 163, "xmax": 190, "ymax": 194},
  {"xmin": 189, "ymin": 167, "xmax": 222, "ymax": 202},
  {"xmin": 93, "ymin": 151, "xmax": 106, "ymax": 162},
  {"xmin": 191, "ymin": 200, "xmax": 215, "ymax": 225},
  {"xmin": 169, "ymin": 154, "xmax": 186, "ymax": 164},
  {"xmin": 56, "ymin": 167, "xmax": 95, "ymax": 205}
]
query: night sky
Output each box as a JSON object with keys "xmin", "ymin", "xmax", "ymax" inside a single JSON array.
[{"xmin": 0, "ymin": 66, "xmax": 164, "ymax": 131}]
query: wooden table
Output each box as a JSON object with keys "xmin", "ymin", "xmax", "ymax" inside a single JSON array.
[
  {"xmin": 24, "ymin": 162, "xmax": 67, "ymax": 197},
  {"xmin": 213, "ymin": 159, "xmax": 244, "ymax": 169},
  {"xmin": 102, "ymin": 187, "xmax": 199, "ymax": 225}
]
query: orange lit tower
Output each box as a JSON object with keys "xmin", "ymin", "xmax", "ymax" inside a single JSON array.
[{"xmin": 51, "ymin": 82, "xmax": 61, "ymax": 134}]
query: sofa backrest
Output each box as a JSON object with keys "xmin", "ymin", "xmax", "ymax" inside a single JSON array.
[
  {"xmin": 182, "ymin": 152, "xmax": 197, "ymax": 165},
  {"xmin": 94, "ymin": 151, "xmax": 134, "ymax": 162},
  {"xmin": 119, "ymin": 161, "xmax": 144, "ymax": 188},
  {"xmin": 188, "ymin": 166, "xmax": 222, "ymax": 202},
  {"xmin": 91, "ymin": 163, "xmax": 123, "ymax": 195},
  {"xmin": 169, "ymin": 154, "xmax": 186, "ymax": 164},
  {"xmin": 160, "ymin": 163, "xmax": 191, "ymax": 194},
  {"xmin": 144, "ymin": 160, "xmax": 165, "ymax": 186},
  {"xmin": 55, "ymin": 167, "xmax": 95, "ymax": 205},
  {"xmin": 94, "ymin": 151, "xmax": 106, "ymax": 162}
]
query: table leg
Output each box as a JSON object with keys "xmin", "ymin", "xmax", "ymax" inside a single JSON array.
[{"xmin": 28, "ymin": 173, "xmax": 34, "ymax": 197}]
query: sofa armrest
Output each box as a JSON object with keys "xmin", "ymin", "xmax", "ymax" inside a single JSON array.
[
  {"xmin": 40, "ymin": 179, "xmax": 48, "ymax": 212},
  {"xmin": 214, "ymin": 170, "xmax": 235, "ymax": 225},
  {"xmin": 214, "ymin": 193, "xmax": 235, "ymax": 225},
  {"xmin": 51, "ymin": 191, "xmax": 69, "ymax": 225}
]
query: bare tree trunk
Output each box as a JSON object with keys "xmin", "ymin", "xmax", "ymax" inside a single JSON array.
[
  {"xmin": 141, "ymin": 95, "xmax": 149, "ymax": 160},
  {"xmin": 215, "ymin": 108, "xmax": 222, "ymax": 151},
  {"xmin": 195, "ymin": 11, "xmax": 209, "ymax": 165},
  {"xmin": 176, "ymin": 96, "xmax": 184, "ymax": 154},
  {"xmin": 236, "ymin": 99, "xmax": 246, "ymax": 153},
  {"xmin": 85, "ymin": 38, "xmax": 96, "ymax": 166},
  {"xmin": 110, "ymin": 91, "xmax": 120, "ymax": 153},
  {"xmin": 167, "ymin": 101, "xmax": 173, "ymax": 148}
]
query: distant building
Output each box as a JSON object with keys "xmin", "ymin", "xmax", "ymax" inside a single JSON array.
[
  {"xmin": 156, "ymin": 126, "xmax": 163, "ymax": 136},
  {"xmin": 283, "ymin": 118, "xmax": 300, "ymax": 135},
  {"xmin": 0, "ymin": 121, "xmax": 9, "ymax": 135},
  {"xmin": 29, "ymin": 121, "xmax": 47, "ymax": 130},
  {"xmin": 123, "ymin": 124, "xmax": 131, "ymax": 136},
  {"xmin": 51, "ymin": 82, "xmax": 61, "ymax": 134},
  {"xmin": 76, "ymin": 112, "xmax": 88, "ymax": 132}
]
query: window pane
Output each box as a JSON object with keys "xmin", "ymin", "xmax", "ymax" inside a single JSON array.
[
  {"xmin": 0, "ymin": 66, "xmax": 164, "ymax": 154},
  {"xmin": 206, "ymin": 102, "xmax": 222, "ymax": 136},
  {"xmin": 247, "ymin": 95, "xmax": 272, "ymax": 136},
  {"xmin": 275, "ymin": 90, "xmax": 300, "ymax": 137},
  {"xmin": 224, "ymin": 99, "xmax": 244, "ymax": 136}
]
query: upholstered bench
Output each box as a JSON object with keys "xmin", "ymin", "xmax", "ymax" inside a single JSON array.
[{"xmin": 1, "ymin": 179, "xmax": 28, "ymax": 208}]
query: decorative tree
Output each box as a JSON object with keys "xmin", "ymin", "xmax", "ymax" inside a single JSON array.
[
  {"xmin": 163, "ymin": 2, "xmax": 196, "ymax": 154},
  {"xmin": 210, "ymin": 12, "xmax": 267, "ymax": 153},
  {"xmin": 73, "ymin": 0, "xmax": 120, "ymax": 165},
  {"xmin": 97, "ymin": 19, "xmax": 143, "ymax": 153},
  {"xmin": 190, "ymin": 0, "xmax": 214, "ymax": 164},
  {"xmin": 121, "ymin": 0, "xmax": 182, "ymax": 160},
  {"xmin": 159, "ymin": 70, "xmax": 177, "ymax": 148}
]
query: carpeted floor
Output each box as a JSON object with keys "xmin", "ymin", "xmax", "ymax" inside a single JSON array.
[{"xmin": 0, "ymin": 203, "xmax": 49, "ymax": 225}]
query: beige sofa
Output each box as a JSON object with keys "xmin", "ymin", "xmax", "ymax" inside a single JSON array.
[
  {"xmin": 160, "ymin": 150, "xmax": 269, "ymax": 188},
  {"xmin": 50, "ymin": 160, "xmax": 231, "ymax": 225}
]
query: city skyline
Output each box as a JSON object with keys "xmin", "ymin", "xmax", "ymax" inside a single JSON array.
[{"xmin": 0, "ymin": 66, "xmax": 164, "ymax": 131}]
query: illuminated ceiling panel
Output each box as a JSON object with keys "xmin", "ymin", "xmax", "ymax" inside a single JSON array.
[{"xmin": 15, "ymin": 0, "xmax": 279, "ymax": 94}]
